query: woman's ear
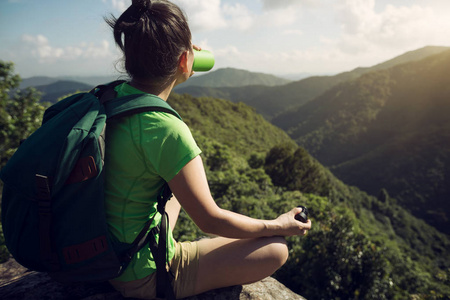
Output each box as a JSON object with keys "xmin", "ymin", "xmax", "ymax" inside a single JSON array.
[{"xmin": 179, "ymin": 51, "xmax": 189, "ymax": 74}]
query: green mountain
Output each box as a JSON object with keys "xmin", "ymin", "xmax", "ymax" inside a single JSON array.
[
  {"xmin": 175, "ymin": 67, "xmax": 291, "ymax": 89},
  {"xmin": 34, "ymin": 80, "xmax": 93, "ymax": 103},
  {"xmin": 61, "ymin": 75, "xmax": 121, "ymax": 86},
  {"xmin": 368, "ymin": 45, "xmax": 450, "ymax": 72},
  {"xmin": 273, "ymin": 49, "xmax": 450, "ymax": 235},
  {"xmin": 177, "ymin": 46, "xmax": 450, "ymax": 120},
  {"xmin": 165, "ymin": 92, "xmax": 450, "ymax": 298},
  {"xmin": 19, "ymin": 76, "xmax": 58, "ymax": 89},
  {"xmin": 167, "ymin": 93, "xmax": 296, "ymax": 155},
  {"xmin": 21, "ymin": 75, "xmax": 122, "ymax": 89}
]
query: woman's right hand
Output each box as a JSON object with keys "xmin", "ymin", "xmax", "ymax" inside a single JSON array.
[
  {"xmin": 274, "ymin": 207, "xmax": 312, "ymax": 236},
  {"xmin": 188, "ymin": 44, "xmax": 202, "ymax": 77}
]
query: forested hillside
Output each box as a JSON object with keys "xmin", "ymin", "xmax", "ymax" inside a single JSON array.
[
  {"xmin": 2, "ymin": 60, "xmax": 450, "ymax": 299},
  {"xmin": 272, "ymin": 49, "xmax": 450, "ymax": 235},
  {"xmin": 166, "ymin": 92, "xmax": 450, "ymax": 299}
]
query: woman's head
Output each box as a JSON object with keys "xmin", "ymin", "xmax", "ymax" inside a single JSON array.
[{"xmin": 106, "ymin": 0, "xmax": 192, "ymax": 85}]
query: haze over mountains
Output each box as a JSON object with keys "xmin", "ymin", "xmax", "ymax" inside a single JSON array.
[
  {"xmin": 177, "ymin": 45, "xmax": 450, "ymax": 120},
  {"xmin": 21, "ymin": 45, "xmax": 450, "ymax": 235}
]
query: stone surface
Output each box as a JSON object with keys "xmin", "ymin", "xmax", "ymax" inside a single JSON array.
[{"xmin": 0, "ymin": 258, "xmax": 305, "ymax": 300}]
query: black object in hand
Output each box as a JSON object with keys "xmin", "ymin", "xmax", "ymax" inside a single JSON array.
[{"xmin": 295, "ymin": 206, "xmax": 309, "ymax": 223}]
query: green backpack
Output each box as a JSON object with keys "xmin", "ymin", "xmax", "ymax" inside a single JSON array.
[{"xmin": 0, "ymin": 81, "xmax": 178, "ymax": 289}]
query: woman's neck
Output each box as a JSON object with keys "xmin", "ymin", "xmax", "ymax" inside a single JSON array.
[{"xmin": 129, "ymin": 78, "xmax": 176, "ymax": 101}]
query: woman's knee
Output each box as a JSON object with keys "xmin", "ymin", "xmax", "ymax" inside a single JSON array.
[{"xmin": 264, "ymin": 236, "xmax": 289, "ymax": 267}]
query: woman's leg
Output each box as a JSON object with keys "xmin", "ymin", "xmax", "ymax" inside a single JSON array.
[{"xmin": 193, "ymin": 236, "xmax": 289, "ymax": 295}]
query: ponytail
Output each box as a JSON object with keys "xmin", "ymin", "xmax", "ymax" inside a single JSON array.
[{"xmin": 105, "ymin": 0, "xmax": 192, "ymax": 82}]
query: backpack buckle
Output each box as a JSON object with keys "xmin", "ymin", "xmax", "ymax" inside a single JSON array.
[{"xmin": 36, "ymin": 174, "xmax": 51, "ymax": 200}]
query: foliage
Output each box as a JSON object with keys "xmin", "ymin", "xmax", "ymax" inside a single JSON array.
[
  {"xmin": 0, "ymin": 61, "xmax": 47, "ymax": 169},
  {"xmin": 172, "ymin": 128, "xmax": 450, "ymax": 298},
  {"xmin": 264, "ymin": 144, "xmax": 330, "ymax": 195},
  {"xmin": 279, "ymin": 205, "xmax": 394, "ymax": 300},
  {"xmin": 168, "ymin": 89, "xmax": 450, "ymax": 297},
  {"xmin": 2, "ymin": 61, "xmax": 450, "ymax": 298},
  {"xmin": 168, "ymin": 92, "xmax": 296, "ymax": 157}
]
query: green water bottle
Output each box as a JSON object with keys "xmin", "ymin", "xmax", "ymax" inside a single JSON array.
[{"xmin": 193, "ymin": 49, "xmax": 215, "ymax": 72}]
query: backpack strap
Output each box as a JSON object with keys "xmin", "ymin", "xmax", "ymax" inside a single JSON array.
[
  {"xmin": 91, "ymin": 80, "xmax": 181, "ymax": 121},
  {"xmin": 36, "ymin": 174, "xmax": 60, "ymax": 272},
  {"xmin": 105, "ymin": 93, "xmax": 181, "ymax": 121},
  {"xmin": 90, "ymin": 80, "xmax": 126, "ymax": 103},
  {"xmin": 148, "ymin": 183, "xmax": 176, "ymax": 300},
  {"xmin": 123, "ymin": 183, "xmax": 175, "ymax": 299}
]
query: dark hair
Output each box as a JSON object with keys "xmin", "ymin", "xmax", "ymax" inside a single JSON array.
[{"xmin": 105, "ymin": 0, "xmax": 192, "ymax": 83}]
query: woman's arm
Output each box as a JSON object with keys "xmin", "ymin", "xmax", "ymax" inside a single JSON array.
[{"xmin": 168, "ymin": 155, "xmax": 311, "ymax": 238}]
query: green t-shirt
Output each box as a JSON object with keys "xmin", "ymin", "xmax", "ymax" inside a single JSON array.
[{"xmin": 104, "ymin": 82, "xmax": 201, "ymax": 282}]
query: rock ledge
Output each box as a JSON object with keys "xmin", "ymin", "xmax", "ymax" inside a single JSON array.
[{"xmin": 0, "ymin": 258, "xmax": 305, "ymax": 300}]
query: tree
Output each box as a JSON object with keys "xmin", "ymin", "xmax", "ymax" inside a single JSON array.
[
  {"xmin": 279, "ymin": 210, "xmax": 393, "ymax": 300},
  {"xmin": 264, "ymin": 144, "xmax": 330, "ymax": 195},
  {"xmin": 0, "ymin": 61, "xmax": 45, "ymax": 169},
  {"xmin": 264, "ymin": 143, "xmax": 296, "ymax": 187}
]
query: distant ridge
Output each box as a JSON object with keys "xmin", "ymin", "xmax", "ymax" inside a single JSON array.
[
  {"xmin": 176, "ymin": 46, "xmax": 450, "ymax": 119},
  {"xmin": 20, "ymin": 75, "xmax": 123, "ymax": 90},
  {"xmin": 369, "ymin": 45, "xmax": 450, "ymax": 71},
  {"xmin": 61, "ymin": 75, "xmax": 124, "ymax": 86},
  {"xmin": 175, "ymin": 67, "xmax": 291, "ymax": 89},
  {"xmin": 34, "ymin": 80, "xmax": 93, "ymax": 103},
  {"xmin": 20, "ymin": 76, "xmax": 58, "ymax": 89}
]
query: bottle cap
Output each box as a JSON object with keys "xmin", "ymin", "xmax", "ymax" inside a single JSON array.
[{"xmin": 295, "ymin": 206, "xmax": 309, "ymax": 223}]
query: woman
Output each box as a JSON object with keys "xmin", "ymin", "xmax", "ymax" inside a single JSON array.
[{"xmin": 104, "ymin": 0, "xmax": 311, "ymax": 299}]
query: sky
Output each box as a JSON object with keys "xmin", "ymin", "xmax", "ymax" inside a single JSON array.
[{"xmin": 1, "ymin": 0, "xmax": 450, "ymax": 79}]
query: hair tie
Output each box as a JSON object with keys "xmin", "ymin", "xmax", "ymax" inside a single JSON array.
[
  {"xmin": 132, "ymin": 0, "xmax": 151, "ymax": 14},
  {"xmin": 121, "ymin": 0, "xmax": 150, "ymax": 23}
]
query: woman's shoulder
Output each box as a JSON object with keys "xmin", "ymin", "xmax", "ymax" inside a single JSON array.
[{"xmin": 136, "ymin": 111, "xmax": 188, "ymax": 137}]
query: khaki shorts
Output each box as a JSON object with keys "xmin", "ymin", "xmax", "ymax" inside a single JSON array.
[{"xmin": 110, "ymin": 241, "xmax": 199, "ymax": 299}]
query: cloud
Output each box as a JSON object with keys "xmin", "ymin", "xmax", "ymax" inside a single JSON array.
[
  {"xmin": 259, "ymin": 6, "xmax": 299, "ymax": 28},
  {"xmin": 283, "ymin": 29, "xmax": 303, "ymax": 36},
  {"xmin": 176, "ymin": 0, "xmax": 307, "ymax": 33},
  {"xmin": 175, "ymin": 0, "xmax": 227, "ymax": 31},
  {"xmin": 20, "ymin": 34, "xmax": 113, "ymax": 63},
  {"xmin": 262, "ymin": 0, "xmax": 318, "ymax": 11},
  {"xmin": 103, "ymin": 0, "xmax": 250, "ymax": 33},
  {"xmin": 102, "ymin": 0, "xmax": 128, "ymax": 13},
  {"xmin": 222, "ymin": 3, "xmax": 253, "ymax": 31},
  {"xmin": 6, "ymin": 34, "xmax": 118, "ymax": 77},
  {"xmin": 21, "ymin": 35, "xmax": 64, "ymax": 62},
  {"xmin": 102, "ymin": 0, "xmax": 301, "ymax": 33},
  {"xmin": 334, "ymin": 0, "xmax": 450, "ymax": 53}
]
